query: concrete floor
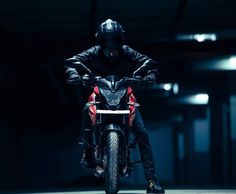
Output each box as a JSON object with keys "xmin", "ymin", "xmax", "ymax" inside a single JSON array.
[{"xmin": 12, "ymin": 190, "xmax": 236, "ymax": 194}]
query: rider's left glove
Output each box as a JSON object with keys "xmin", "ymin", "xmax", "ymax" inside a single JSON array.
[
  {"xmin": 67, "ymin": 73, "xmax": 80, "ymax": 84},
  {"xmin": 82, "ymin": 74, "xmax": 93, "ymax": 87}
]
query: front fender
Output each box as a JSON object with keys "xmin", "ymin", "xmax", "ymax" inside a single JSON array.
[{"xmin": 104, "ymin": 124, "xmax": 124, "ymax": 136}]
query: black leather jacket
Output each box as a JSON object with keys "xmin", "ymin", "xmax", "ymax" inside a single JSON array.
[{"xmin": 64, "ymin": 45, "xmax": 158, "ymax": 80}]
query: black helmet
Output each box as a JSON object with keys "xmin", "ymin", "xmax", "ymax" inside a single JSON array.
[{"xmin": 95, "ymin": 19, "xmax": 125, "ymax": 49}]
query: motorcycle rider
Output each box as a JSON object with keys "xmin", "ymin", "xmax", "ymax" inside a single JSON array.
[{"xmin": 64, "ymin": 19, "xmax": 165, "ymax": 194}]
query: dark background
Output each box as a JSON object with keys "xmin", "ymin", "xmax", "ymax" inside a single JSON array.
[{"xmin": 1, "ymin": 0, "xmax": 236, "ymax": 191}]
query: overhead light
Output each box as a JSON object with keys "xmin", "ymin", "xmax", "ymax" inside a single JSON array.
[
  {"xmin": 189, "ymin": 93, "xmax": 209, "ymax": 104},
  {"xmin": 193, "ymin": 34, "xmax": 217, "ymax": 42},
  {"xmin": 216, "ymin": 57, "xmax": 236, "ymax": 70},
  {"xmin": 194, "ymin": 56, "xmax": 236, "ymax": 71},
  {"xmin": 194, "ymin": 34, "xmax": 206, "ymax": 42},
  {"xmin": 173, "ymin": 83, "xmax": 179, "ymax": 94},
  {"xmin": 195, "ymin": 94, "xmax": 209, "ymax": 104},
  {"xmin": 149, "ymin": 83, "xmax": 180, "ymax": 94},
  {"xmin": 175, "ymin": 93, "xmax": 209, "ymax": 105},
  {"xmin": 229, "ymin": 56, "xmax": 236, "ymax": 65},
  {"xmin": 163, "ymin": 83, "xmax": 172, "ymax": 91},
  {"xmin": 176, "ymin": 33, "xmax": 217, "ymax": 42}
]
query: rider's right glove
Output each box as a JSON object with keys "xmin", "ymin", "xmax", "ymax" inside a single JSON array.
[
  {"xmin": 67, "ymin": 73, "xmax": 80, "ymax": 84},
  {"xmin": 82, "ymin": 74, "xmax": 93, "ymax": 87}
]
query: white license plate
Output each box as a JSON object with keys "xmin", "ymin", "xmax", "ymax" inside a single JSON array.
[{"xmin": 96, "ymin": 110, "xmax": 130, "ymax": 114}]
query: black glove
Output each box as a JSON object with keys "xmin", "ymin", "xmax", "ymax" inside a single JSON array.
[
  {"xmin": 82, "ymin": 74, "xmax": 92, "ymax": 87},
  {"xmin": 143, "ymin": 73, "xmax": 157, "ymax": 83},
  {"xmin": 67, "ymin": 73, "xmax": 80, "ymax": 84}
]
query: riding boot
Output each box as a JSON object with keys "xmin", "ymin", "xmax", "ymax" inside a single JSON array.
[{"xmin": 146, "ymin": 178, "xmax": 165, "ymax": 194}]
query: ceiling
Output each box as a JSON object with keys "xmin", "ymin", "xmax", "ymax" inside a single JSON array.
[{"xmin": 1, "ymin": 0, "xmax": 236, "ymax": 39}]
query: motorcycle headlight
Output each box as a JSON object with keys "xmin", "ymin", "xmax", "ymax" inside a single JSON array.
[{"xmin": 100, "ymin": 89, "xmax": 127, "ymax": 107}]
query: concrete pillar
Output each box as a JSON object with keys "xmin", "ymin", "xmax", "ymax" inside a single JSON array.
[
  {"xmin": 193, "ymin": 108, "xmax": 210, "ymax": 184},
  {"xmin": 230, "ymin": 72, "xmax": 236, "ymax": 183},
  {"xmin": 209, "ymin": 82, "xmax": 230, "ymax": 184}
]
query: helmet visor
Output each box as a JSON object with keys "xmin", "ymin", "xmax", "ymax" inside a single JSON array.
[{"xmin": 101, "ymin": 37, "xmax": 123, "ymax": 50}]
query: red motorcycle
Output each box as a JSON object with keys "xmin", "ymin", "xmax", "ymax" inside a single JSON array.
[{"xmin": 81, "ymin": 75, "xmax": 145, "ymax": 194}]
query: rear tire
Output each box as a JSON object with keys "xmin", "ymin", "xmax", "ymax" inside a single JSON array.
[{"xmin": 105, "ymin": 131, "xmax": 119, "ymax": 194}]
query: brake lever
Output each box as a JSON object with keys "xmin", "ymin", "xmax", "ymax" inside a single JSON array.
[{"xmin": 123, "ymin": 76, "xmax": 142, "ymax": 82}]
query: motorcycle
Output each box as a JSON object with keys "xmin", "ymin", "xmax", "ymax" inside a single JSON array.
[{"xmin": 79, "ymin": 75, "xmax": 146, "ymax": 194}]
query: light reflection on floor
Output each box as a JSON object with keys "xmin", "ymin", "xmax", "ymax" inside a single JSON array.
[{"xmin": 15, "ymin": 189, "xmax": 236, "ymax": 194}]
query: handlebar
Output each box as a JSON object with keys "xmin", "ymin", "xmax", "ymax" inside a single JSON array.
[
  {"xmin": 90, "ymin": 76, "xmax": 143, "ymax": 82},
  {"xmin": 79, "ymin": 75, "xmax": 156, "ymax": 87}
]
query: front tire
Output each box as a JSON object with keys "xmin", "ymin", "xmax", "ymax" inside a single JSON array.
[{"xmin": 105, "ymin": 131, "xmax": 119, "ymax": 194}]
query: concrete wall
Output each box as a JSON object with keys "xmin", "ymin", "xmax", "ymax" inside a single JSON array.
[{"xmin": 0, "ymin": 118, "xmax": 15, "ymax": 189}]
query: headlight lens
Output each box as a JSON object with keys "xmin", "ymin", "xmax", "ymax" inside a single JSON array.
[{"xmin": 100, "ymin": 89, "xmax": 127, "ymax": 107}]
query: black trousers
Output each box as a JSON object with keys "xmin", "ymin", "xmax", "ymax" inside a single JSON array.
[{"xmin": 81, "ymin": 105, "xmax": 157, "ymax": 180}]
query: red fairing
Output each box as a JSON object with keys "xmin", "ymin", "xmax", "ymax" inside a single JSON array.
[
  {"xmin": 128, "ymin": 87, "xmax": 136, "ymax": 126},
  {"xmin": 128, "ymin": 86, "xmax": 133, "ymax": 96},
  {"xmin": 88, "ymin": 87, "xmax": 100, "ymax": 126},
  {"xmin": 94, "ymin": 86, "xmax": 99, "ymax": 95},
  {"xmin": 88, "ymin": 86, "xmax": 136, "ymax": 127}
]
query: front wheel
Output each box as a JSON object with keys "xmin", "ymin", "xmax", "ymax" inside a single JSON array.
[{"xmin": 105, "ymin": 131, "xmax": 119, "ymax": 194}]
